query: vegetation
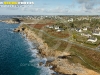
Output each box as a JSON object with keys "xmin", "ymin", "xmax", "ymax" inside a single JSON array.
[
  {"xmin": 12, "ymin": 18, "xmax": 21, "ymax": 23},
  {"xmin": 20, "ymin": 16, "xmax": 100, "ymax": 73},
  {"xmin": 22, "ymin": 24, "xmax": 100, "ymax": 73}
]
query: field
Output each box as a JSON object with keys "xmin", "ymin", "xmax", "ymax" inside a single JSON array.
[
  {"xmin": 20, "ymin": 16, "xmax": 100, "ymax": 73},
  {"xmin": 22, "ymin": 24, "xmax": 100, "ymax": 73}
]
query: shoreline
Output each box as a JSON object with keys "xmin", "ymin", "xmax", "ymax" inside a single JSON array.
[
  {"xmin": 23, "ymin": 34, "xmax": 55, "ymax": 75},
  {"xmin": 19, "ymin": 27, "xmax": 56, "ymax": 75},
  {"xmin": 14, "ymin": 24, "xmax": 100, "ymax": 75}
]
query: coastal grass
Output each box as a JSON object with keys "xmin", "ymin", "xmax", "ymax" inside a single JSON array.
[
  {"xmin": 40, "ymin": 29, "xmax": 100, "ymax": 72},
  {"xmin": 32, "ymin": 28, "xmax": 68, "ymax": 50},
  {"xmin": 70, "ymin": 45, "xmax": 100, "ymax": 72},
  {"xmin": 45, "ymin": 28, "xmax": 69, "ymax": 38},
  {"xmin": 22, "ymin": 24, "xmax": 100, "ymax": 73}
]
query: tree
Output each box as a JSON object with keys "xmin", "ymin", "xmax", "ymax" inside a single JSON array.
[{"xmin": 70, "ymin": 23, "xmax": 74, "ymax": 28}]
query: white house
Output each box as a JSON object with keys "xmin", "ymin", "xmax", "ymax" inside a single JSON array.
[
  {"xmin": 56, "ymin": 28, "xmax": 64, "ymax": 32},
  {"xmin": 48, "ymin": 25, "xmax": 54, "ymax": 29},
  {"xmin": 95, "ymin": 27, "xmax": 100, "ymax": 30},
  {"xmin": 81, "ymin": 33, "xmax": 91, "ymax": 37},
  {"xmin": 56, "ymin": 29, "xmax": 62, "ymax": 32},
  {"xmin": 76, "ymin": 28, "xmax": 82, "ymax": 32},
  {"xmin": 68, "ymin": 18, "xmax": 73, "ymax": 22},
  {"xmin": 93, "ymin": 31, "xmax": 100, "ymax": 36},
  {"xmin": 83, "ymin": 27, "xmax": 87, "ymax": 31},
  {"xmin": 87, "ymin": 37, "xmax": 97, "ymax": 43},
  {"xmin": 46, "ymin": 25, "xmax": 53, "ymax": 28},
  {"xmin": 54, "ymin": 26, "xmax": 60, "ymax": 30}
]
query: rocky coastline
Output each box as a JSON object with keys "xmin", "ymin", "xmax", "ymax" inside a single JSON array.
[
  {"xmin": 0, "ymin": 18, "xmax": 21, "ymax": 24},
  {"xmin": 14, "ymin": 24, "xmax": 100, "ymax": 75},
  {"xmin": 1, "ymin": 20, "xmax": 19, "ymax": 24}
]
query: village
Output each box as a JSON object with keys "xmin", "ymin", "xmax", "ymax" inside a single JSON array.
[{"xmin": 26, "ymin": 15, "xmax": 100, "ymax": 49}]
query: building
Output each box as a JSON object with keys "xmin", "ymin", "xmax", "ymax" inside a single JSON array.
[
  {"xmin": 83, "ymin": 27, "xmax": 87, "ymax": 31},
  {"xmin": 87, "ymin": 37, "xmax": 97, "ymax": 43},
  {"xmin": 93, "ymin": 30, "xmax": 100, "ymax": 36},
  {"xmin": 81, "ymin": 33, "xmax": 91, "ymax": 37},
  {"xmin": 75, "ymin": 28, "xmax": 82, "ymax": 32},
  {"xmin": 54, "ymin": 26, "xmax": 60, "ymax": 30},
  {"xmin": 68, "ymin": 18, "xmax": 73, "ymax": 22}
]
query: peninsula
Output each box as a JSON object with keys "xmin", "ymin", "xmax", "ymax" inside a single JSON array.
[{"xmin": 13, "ymin": 15, "xmax": 100, "ymax": 75}]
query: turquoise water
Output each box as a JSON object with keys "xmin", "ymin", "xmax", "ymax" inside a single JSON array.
[{"xmin": 0, "ymin": 22, "xmax": 53, "ymax": 75}]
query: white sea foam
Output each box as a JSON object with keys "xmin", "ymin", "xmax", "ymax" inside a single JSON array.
[
  {"xmin": 8, "ymin": 28, "xmax": 14, "ymax": 33},
  {"xmin": 39, "ymin": 66, "xmax": 54, "ymax": 75},
  {"xmin": 8, "ymin": 31, "xmax": 13, "ymax": 33},
  {"xmin": 30, "ymin": 58, "xmax": 55, "ymax": 75},
  {"xmin": 22, "ymin": 33, "xmax": 55, "ymax": 75}
]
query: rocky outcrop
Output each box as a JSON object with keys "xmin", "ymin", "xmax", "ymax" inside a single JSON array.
[
  {"xmin": 50, "ymin": 59, "xmax": 100, "ymax": 75},
  {"xmin": 1, "ymin": 18, "xmax": 21, "ymax": 24},
  {"xmin": 14, "ymin": 26, "xmax": 50, "ymax": 57}
]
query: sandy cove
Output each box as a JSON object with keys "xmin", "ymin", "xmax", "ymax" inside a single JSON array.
[{"xmin": 14, "ymin": 25, "xmax": 100, "ymax": 75}]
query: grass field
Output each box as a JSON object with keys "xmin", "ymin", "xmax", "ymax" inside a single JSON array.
[{"xmin": 21, "ymin": 24, "xmax": 100, "ymax": 73}]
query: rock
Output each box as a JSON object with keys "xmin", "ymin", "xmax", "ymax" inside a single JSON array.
[
  {"xmin": 39, "ymin": 62, "xmax": 44, "ymax": 66},
  {"xmin": 13, "ymin": 28, "xmax": 20, "ymax": 32},
  {"xmin": 72, "ymin": 74, "xmax": 77, "ymax": 75},
  {"xmin": 46, "ymin": 57, "xmax": 55, "ymax": 62},
  {"xmin": 58, "ymin": 55, "xmax": 68, "ymax": 59}
]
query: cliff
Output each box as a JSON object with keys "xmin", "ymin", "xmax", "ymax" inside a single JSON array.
[{"xmin": 14, "ymin": 24, "xmax": 100, "ymax": 75}]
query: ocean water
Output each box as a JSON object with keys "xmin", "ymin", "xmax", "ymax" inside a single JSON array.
[{"xmin": 0, "ymin": 22, "xmax": 54, "ymax": 75}]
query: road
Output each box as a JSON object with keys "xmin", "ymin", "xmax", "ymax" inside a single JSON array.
[
  {"xmin": 29, "ymin": 25, "xmax": 100, "ymax": 52},
  {"xmin": 22, "ymin": 24, "xmax": 100, "ymax": 71}
]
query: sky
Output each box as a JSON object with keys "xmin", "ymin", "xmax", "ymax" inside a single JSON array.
[{"xmin": 0, "ymin": 0, "xmax": 100, "ymax": 15}]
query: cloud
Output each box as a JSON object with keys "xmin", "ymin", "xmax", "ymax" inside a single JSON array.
[
  {"xmin": 30, "ymin": 8, "xmax": 45, "ymax": 12},
  {"xmin": 93, "ymin": 7, "xmax": 100, "ymax": 13},
  {"xmin": 85, "ymin": 3, "xmax": 94, "ymax": 9},
  {"xmin": 47, "ymin": 7, "xmax": 69, "ymax": 13},
  {"xmin": 77, "ymin": 0, "xmax": 91, "ymax": 4},
  {"xmin": 77, "ymin": 0, "xmax": 95, "ymax": 9},
  {"xmin": 76, "ymin": 0, "xmax": 100, "ymax": 14},
  {"xmin": 22, "ymin": 6, "xmax": 69, "ymax": 14},
  {"xmin": 68, "ymin": 3, "xmax": 75, "ymax": 8}
]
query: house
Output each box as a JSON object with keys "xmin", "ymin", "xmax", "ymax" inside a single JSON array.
[
  {"xmin": 75, "ymin": 28, "xmax": 82, "ymax": 32},
  {"xmin": 95, "ymin": 26, "xmax": 100, "ymax": 30},
  {"xmin": 87, "ymin": 37, "xmax": 97, "ymax": 43},
  {"xmin": 83, "ymin": 27, "xmax": 87, "ymax": 31},
  {"xmin": 56, "ymin": 28, "xmax": 64, "ymax": 32},
  {"xmin": 46, "ymin": 25, "xmax": 50, "ymax": 28},
  {"xmin": 47, "ymin": 25, "xmax": 53, "ymax": 29},
  {"xmin": 54, "ymin": 26, "xmax": 60, "ymax": 30},
  {"xmin": 68, "ymin": 18, "xmax": 73, "ymax": 22},
  {"xmin": 92, "ymin": 30, "xmax": 100, "ymax": 36},
  {"xmin": 56, "ymin": 29, "xmax": 61, "ymax": 32},
  {"xmin": 81, "ymin": 33, "xmax": 91, "ymax": 37}
]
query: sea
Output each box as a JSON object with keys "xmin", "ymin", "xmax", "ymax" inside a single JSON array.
[{"xmin": 0, "ymin": 22, "xmax": 54, "ymax": 75}]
